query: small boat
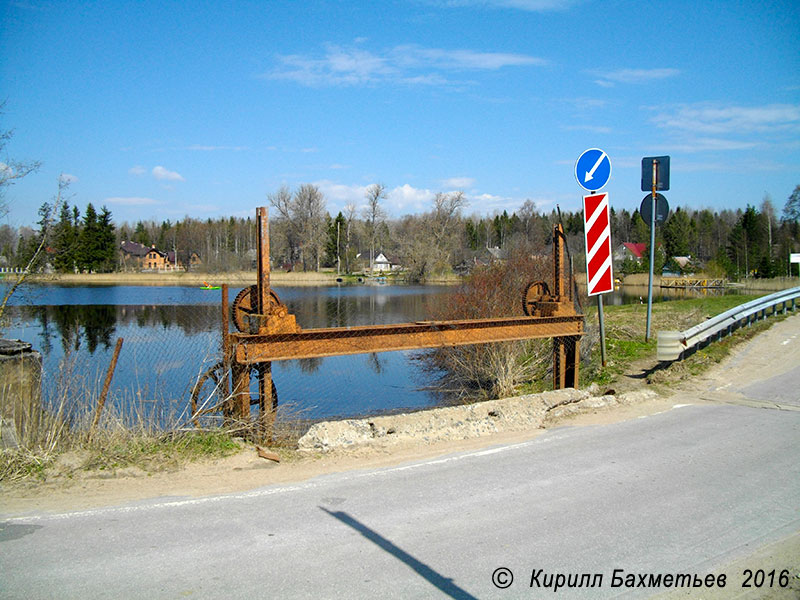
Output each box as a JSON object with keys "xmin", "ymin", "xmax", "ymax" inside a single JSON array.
[{"xmin": 200, "ymin": 282, "xmax": 220, "ymax": 290}]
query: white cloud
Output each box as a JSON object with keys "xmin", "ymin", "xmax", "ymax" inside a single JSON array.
[
  {"xmin": 651, "ymin": 103, "xmax": 800, "ymax": 135},
  {"xmin": 388, "ymin": 184, "xmax": 434, "ymax": 213},
  {"xmin": 667, "ymin": 138, "xmax": 759, "ymax": 153},
  {"xmin": 434, "ymin": 0, "xmax": 578, "ymax": 11},
  {"xmin": 105, "ymin": 197, "xmax": 159, "ymax": 206},
  {"xmin": 312, "ymin": 180, "xmax": 548, "ymax": 216},
  {"xmin": 592, "ymin": 68, "xmax": 680, "ymax": 87},
  {"xmin": 391, "ymin": 45, "xmax": 546, "ymax": 70},
  {"xmin": 313, "ymin": 180, "xmax": 370, "ymax": 206},
  {"xmin": 186, "ymin": 145, "xmax": 247, "ymax": 151},
  {"xmin": 268, "ymin": 42, "xmax": 545, "ymax": 88},
  {"xmin": 128, "ymin": 165, "xmax": 146, "ymax": 176},
  {"xmin": 646, "ymin": 102, "xmax": 800, "ymax": 154},
  {"xmin": 152, "ymin": 166, "xmax": 185, "ymax": 181},
  {"xmin": 441, "ymin": 177, "xmax": 476, "ymax": 189}
]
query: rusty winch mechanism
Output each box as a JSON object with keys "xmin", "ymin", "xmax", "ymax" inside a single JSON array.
[{"xmin": 190, "ymin": 207, "xmax": 584, "ymax": 430}]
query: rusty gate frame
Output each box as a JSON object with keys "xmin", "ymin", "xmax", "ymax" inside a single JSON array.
[{"xmin": 213, "ymin": 207, "xmax": 584, "ymax": 425}]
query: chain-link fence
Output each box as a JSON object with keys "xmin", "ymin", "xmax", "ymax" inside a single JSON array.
[{"xmin": 1, "ymin": 238, "xmax": 584, "ymax": 444}]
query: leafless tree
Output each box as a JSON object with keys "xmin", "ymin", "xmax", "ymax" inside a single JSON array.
[
  {"xmin": 268, "ymin": 186, "xmax": 298, "ymax": 267},
  {"xmin": 362, "ymin": 183, "xmax": 387, "ymax": 271},
  {"xmin": 399, "ymin": 191, "xmax": 468, "ymax": 281},
  {"xmin": 344, "ymin": 201, "xmax": 358, "ymax": 273},
  {"xmin": 760, "ymin": 193, "xmax": 775, "ymax": 256},
  {"xmin": 292, "ymin": 184, "xmax": 327, "ymax": 271},
  {"xmin": 518, "ymin": 199, "xmax": 537, "ymax": 243}
]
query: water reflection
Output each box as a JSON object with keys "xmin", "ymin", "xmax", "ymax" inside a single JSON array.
[
  {"xmin": 3, "ymin": 285, "xmax": 452, "ymax": 421},
  {"xmin": 2, "ymin": 282, "xmax": 742, "ymax": 422},
  {"xmin": 595, "ymin": 284, "xmax": 737, "ymax": 306},
  {"xmin": 16, "ymin": 305, "xmax": 221, "ymax": 355}
]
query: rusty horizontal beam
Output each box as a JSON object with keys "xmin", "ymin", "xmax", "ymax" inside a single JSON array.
[{"xmin": 232, "ymin": 315, "xmax": 584, "ymax": 363}]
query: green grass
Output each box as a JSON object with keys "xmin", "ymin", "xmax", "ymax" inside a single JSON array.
[
  {"xmin": 579, "ymin": 293, "xmax": 786, "ymax": 390},
  {"xmin": 80, "ymin": 430, "xmax": 242, "ymax": 473}
]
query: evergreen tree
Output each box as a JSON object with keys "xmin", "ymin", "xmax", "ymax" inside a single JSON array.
[
  {"xmin": 98, "ymin": 206, "xmax": 116, "ymax": 272},
  {"xmin": 726, "ymin": 206, "xmax": 767, "ymax": 278},
  {"xmin": 465, "ymin": 220, "xmax": 480, "ymax": 251},
  {"xmin": 630, "ymin": 210, "xmax": 649, "ymax": 243},
  {"xmin": 782, "ymin": 184, "xmax": 800, "ymax": 222},
  {"xmin": 324, "ymin": 212, "xmax": 346, "ymax": 268},
  {"xmin": 76, "ymin": 203, "xmax": 101, "ymax": 272},
  {"xmin": 133, "ymin": 221, "xmax": 150, "ymax": 245},
  {"xmin": 662, "ymin": 207, "xmax": 692, "ymax": 257},
  {"xmin": 53, "ymin": 201, "xmax": 78, "ymax": 272}
]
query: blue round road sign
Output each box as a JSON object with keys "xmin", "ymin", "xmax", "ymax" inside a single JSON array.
[{"xmin": 575, "ymin": 148, "xmax": 612, "ymax": 191}]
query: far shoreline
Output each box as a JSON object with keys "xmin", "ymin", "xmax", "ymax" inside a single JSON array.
[{"xmin": 17, "ymin": 271, "xmax": 463, "ymax": 287}]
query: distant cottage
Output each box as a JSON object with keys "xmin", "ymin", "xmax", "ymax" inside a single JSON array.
[
  {"xmin": 372, "ymin": 252, "xmax": 400, "ymax": 274},
  {"xmin": 119, "ymin": 241, "xmax": 201, "ymax": 272}
]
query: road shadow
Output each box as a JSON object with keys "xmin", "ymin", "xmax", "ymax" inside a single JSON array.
[
  {"xmin": 319, "ymin": 507, "xmax": 478, "ymax": 600},
  {"xmin": 627, "ymin": 360, "xmax": 672, "ymax": 379}
]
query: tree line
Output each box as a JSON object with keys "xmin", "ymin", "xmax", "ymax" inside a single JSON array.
[{"xmin": 3, "ymin": 183, "xmax": 799, "ymax": 281}]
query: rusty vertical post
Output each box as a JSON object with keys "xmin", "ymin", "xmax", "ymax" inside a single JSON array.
[
  {"xmin": 231, "ymin": 363, "xmax": 250, "ymax": 423},
  {"xmin": 88, "ymin": 337, "xmax": 123, "ymax": 442},
  {"xmin": 224, "ymin": 283, "xmax": 249, "ymax": 423},
  {"xmin": 257, "ymin": 207, "xmax": 271, "ymax": 321},
  {"xmin": 552, "ymin": 224, "xmax": 566, "ymax": 389},
  {"xmin": 553, "ymin": 223, "xmax": 564, "ymax": 299},
  {"xmin": 221, "ymin": 284, "xmax": 230, "ymax": 400},
  {"xmin": 255, "ymin": 206, "xmax": 275, "ymax": 435}
]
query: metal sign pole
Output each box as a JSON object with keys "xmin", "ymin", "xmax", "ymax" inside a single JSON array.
[
  {"xmin": 597, "ymin": 293, "xmax": 607, "ymax": 367},
  {"xmin": 645, "ymin": 159, "xmax": 657, "ymax": 342}
]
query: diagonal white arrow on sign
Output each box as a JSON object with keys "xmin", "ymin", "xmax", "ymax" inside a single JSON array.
[{"xmin": 584, "ymin": 151, "xmax": 608, "ymax": 184}]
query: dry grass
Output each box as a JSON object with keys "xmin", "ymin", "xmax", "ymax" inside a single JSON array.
[
  {"xmin": 25, "ymin": 270, "xmax": 342, "ymax": 287},
  {"xmin": 0, "ymin": 357, "xmax": 245, "ymax": 483}
]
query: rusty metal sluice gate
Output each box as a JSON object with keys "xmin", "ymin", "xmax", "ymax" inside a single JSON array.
[{"xmin": 190, "ymin": 207, "xmax": 584, "ymax": 430}]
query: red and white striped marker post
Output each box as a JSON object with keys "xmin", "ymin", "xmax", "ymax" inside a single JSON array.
[
  {"xmin": 583, "ymin": 191, "xmax": 613, "ymax": 366},
  {"xmin": 583, "ymin": 192, "xmax": 614, "ymax": 295}
]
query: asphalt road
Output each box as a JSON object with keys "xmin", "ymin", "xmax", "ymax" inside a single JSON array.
[{"xmin": 2, "ymin": 320, "xmax": 800, "ymax": 599}]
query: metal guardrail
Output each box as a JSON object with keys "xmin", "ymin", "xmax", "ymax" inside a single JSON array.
[{"xmin": 657, "ymin": 286, "xmax": 800, "ymax": 361}]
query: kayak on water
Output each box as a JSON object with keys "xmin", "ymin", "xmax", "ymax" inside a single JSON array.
[{"xmin": 201, "ymin": 281, "xmax": 220, "ymax": 290}]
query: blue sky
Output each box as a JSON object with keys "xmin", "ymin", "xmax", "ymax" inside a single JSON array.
[{"xmin": 1, "ymin": 0, "xmax": 799, "ymax": 229}]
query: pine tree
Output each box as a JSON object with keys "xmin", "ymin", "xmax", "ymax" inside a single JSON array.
[
  {"xmin": 53, "ymin": 201, "xmax": 78, "ymax": 272},
  {"xmin": 133, "ymin": 221, "xmax": 149, "ymax": 245},
  {"xmin": 98, "ymin": 206, "xmax": 116, "ymax": 272},
  {"xmin": 782, "ymin": 184, "xmax": 800, "ymax": 222},
  {"xmin": 76, "ymin": 203, "xmax": 101, "ymax": 272}
]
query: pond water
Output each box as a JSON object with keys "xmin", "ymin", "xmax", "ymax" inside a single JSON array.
[
  {"xmin": 1, "ymin": 281, "xmax": 737, "ymax": 423},
  {"xmin": 2, "ymin": 283, "xmax": 454, "ymax": 423}
]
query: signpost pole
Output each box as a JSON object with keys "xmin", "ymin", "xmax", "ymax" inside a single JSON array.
[
  {"xmin": 597, "ymin": 293, "xmax": 607, "ymax": 367},
  {"xmin": 645, "ymin": 159, "xmax": 657, "ymax": 342}
]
